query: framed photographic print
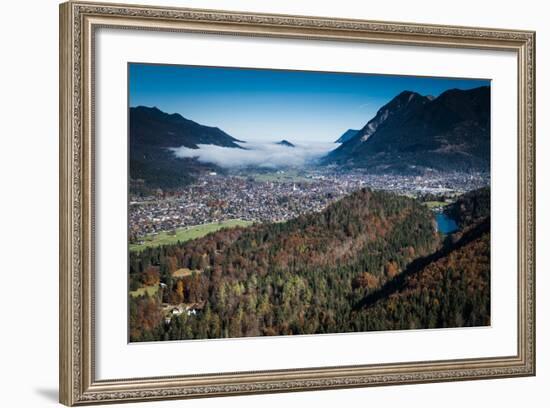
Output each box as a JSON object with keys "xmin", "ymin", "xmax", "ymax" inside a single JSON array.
[{"xmin": 59, "ymin": 1, "xmax": 536, "ymax": 405}]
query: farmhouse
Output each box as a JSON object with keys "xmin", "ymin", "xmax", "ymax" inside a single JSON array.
[{"xmin": 185, "ymin": 301, "xmax": 206, "ymax": 316}]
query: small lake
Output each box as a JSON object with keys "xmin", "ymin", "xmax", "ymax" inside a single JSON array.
[{"xmin": 435, "ymin": 213, "xmax": 459, "ymax": 234}]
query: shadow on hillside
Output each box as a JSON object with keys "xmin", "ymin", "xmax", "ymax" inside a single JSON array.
[{"xmin": 355, "ymin": 217, "xmax": 490, "ymax": 310}]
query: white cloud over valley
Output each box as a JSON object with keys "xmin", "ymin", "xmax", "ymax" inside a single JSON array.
[{"xmin": 170, "ymin": 141, "xmax": 337, "ymax": 169}]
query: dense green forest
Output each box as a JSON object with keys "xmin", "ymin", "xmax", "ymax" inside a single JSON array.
[
  {"xmin": 128, "ymin": 187, "xmax": 490, "ymax": 342},
  {"xmin": 445, "ymin": 186, "xmax": 490, "ymax": 228}
]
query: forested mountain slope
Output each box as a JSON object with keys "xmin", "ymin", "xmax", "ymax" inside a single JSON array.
[
  {"xmin": 129, "ymin": 188, "xmax": 439, "ymax": 341},
  {"xmin": 325, "ymin": 87, "xmax": 490, "ymax": 173},
  {"xmin": 129, "ymin": 188, "xmax": 490, "ymax": 342},
  {"xmin": 355, "ymin": 216, "xmax": 490, "ymax": 330},
  {"xmin": 129, "ymin": 106, "xmax": 242, "ymax": 192}
]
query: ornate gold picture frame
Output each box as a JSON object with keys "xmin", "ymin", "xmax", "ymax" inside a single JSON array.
[{"xmin": 59, "ymin": 1, "xmax": 535, "ymax": 405}]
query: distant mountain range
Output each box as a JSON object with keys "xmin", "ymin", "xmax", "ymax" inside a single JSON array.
[
  {"xmin": 129, "ymin": 106, "xmax": 242, "ymax": 192},
  {"xmin": 130, "ymin": 106, "xmax": 243, "ymax": 149},
  {"xmin": 335, "ymin": 129, "xmax": 359, "ymax": 144},
  {"xmin": 275, "ymin": 139, "xmax": 295, "ymax": 147},
  {"xmin": 324, "ymin": 86, "xmax": 490, "ymax": 173},
  {"xmin": 130, "ymin": 86, "xmax": 490, "ymax": 192}
]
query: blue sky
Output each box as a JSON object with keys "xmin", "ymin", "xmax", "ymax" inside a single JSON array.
[{"xmin": 129, "ymin": 63, "xmax": 490, "ymax": 144}]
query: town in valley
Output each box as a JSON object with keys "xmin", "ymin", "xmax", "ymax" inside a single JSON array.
[
  {"xmin": 128, "ymin": 63, "xmax": 492, "ymax": 342},
  {"xmin": 129, "ymin": 169, "xmax": 489, "ymax": 246}
]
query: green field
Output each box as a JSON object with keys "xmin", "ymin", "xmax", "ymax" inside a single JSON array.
[
  {"xmin": 130, "ymin": 219, "xmax": 253, "ymax": 252},
  {"xmin": 172, "ymin": 268, "xmax": 203, "ymax": 278},
  {"xmin": 424, "ymin": 201, "xmax": 449, "ymax": 209},
  {"xmin": 129, "ymin": 285, "xmax": 159, "ymax": 298}
]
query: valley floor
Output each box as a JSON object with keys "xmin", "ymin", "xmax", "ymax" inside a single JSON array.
[{"xmin": 129, "ymin": 169, "xmax": 489, "ymax": 245}]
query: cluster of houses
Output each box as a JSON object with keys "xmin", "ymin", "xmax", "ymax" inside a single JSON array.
[{"xmin": 162, "ymin": 301, "xmax": 205, "ymax": 325}]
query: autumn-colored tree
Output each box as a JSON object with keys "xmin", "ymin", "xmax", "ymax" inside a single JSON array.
[
  {"xmin": 143, "ymin": 265, "xmax": 160, "ymax": 286},
  {"xmin": 384, "ymin": 261, "xmax": 399, "ymax": 279},
  {"xmin": 352, "ymin": 272, "xmax": 380, "ymax": 290},
  {"xmin": 176, "ymin": 279, "xmax": 185, "ymax": 303},
  {"xmin": 166, "ymin": 256, "xmax": 178, "ymax": 274}
]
